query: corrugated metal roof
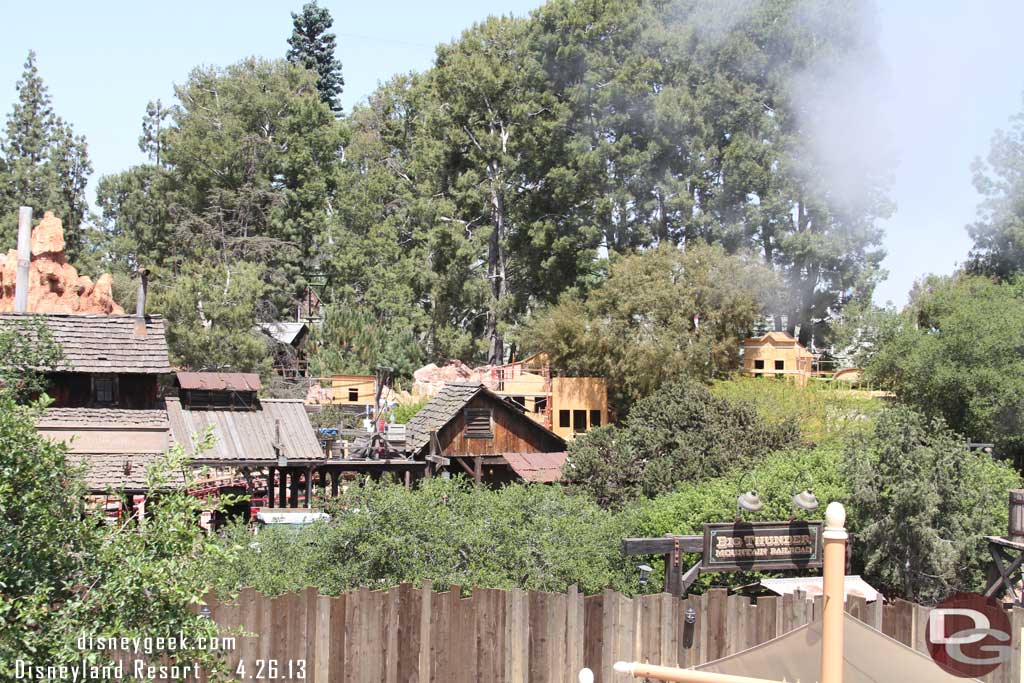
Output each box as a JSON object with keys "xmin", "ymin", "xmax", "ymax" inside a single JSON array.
[
  {"xmin": 257, "ymin": 321, "xmax": 308, "ymax": 346},
  {"xmin": 502, "ymin": 452, "xmax": 567, "ymax": 483},
  {"xmin": 66, "ymin": 452, "xmax": 184, "ymax": 492},
  {"xmin": 176, "ymin": 372, "xmax": 262, "ymax": 391},
  {"xmin": 757, "ymin": 575, "xmax": 882, "ymax": 602},
  {"xmin": 0, "ymin": 313, "xmax": 171, "ymax": 373},
  {"xmin": 165, "ymin": 397, "xmax": 323, "ymax": 463}
]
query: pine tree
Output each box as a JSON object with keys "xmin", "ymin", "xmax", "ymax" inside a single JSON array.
[
  {"xmin": 0, "ymin": 51, "xmax": 91, "ymax": 260},
  {"xmin": 286, "ymin": 1, "xmax": 344, "ymax": 114}
]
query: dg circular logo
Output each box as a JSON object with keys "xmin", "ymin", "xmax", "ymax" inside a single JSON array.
[{"xmin": 926, "ymin": 592, "xmax": 1012, "ymax": 678}]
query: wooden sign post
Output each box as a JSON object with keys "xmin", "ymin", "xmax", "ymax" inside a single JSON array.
[{"xmin": 622, "ymin": 521, "xmax": 824, "ymax": 597}]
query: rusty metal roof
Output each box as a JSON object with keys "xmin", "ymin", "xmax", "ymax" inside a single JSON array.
[
  {"xmin": 176, "ymin": 371, "xmax": 262, "ymax": 391},
  {"xmin": 0, "ymin": 313, "xmax": 171, "ymax": 374},
  {"xmin": 165, "ymin": 397, "xmax": 323, "ymax": 464},
  {"xmin": 502, "ymin": 452, "xmax": 568, "ymax": 483}
]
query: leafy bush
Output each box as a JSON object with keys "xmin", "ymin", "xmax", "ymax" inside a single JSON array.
[
  {"xmin": 0, "ymin": 390, "xmax": 240, "ymax": 676},
  {"xmin": 843, "ymin": 405, "xmax": 1021, "ymax": 603},
  {"xmin": 214, "ymin": 478, "xmax": 633, "ymax": 596},
  {"xmin": 564, "ymin": 379, "xmax": 800, "ymax": 508},
  {"xmin": 711, "ymin": 376, "xmax": 884, "ymax": 446},
  {"xmin": 624, "ymin": 445, "xmax": 849, "ymax": 592}
]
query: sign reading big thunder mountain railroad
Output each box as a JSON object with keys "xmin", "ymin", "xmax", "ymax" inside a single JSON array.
[{"xmin": 703, "ymin": 521, "xmax": 824, "ymax": 572}]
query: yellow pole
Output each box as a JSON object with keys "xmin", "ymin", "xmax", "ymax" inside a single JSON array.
[
  {"xmin": 821, "ymin": 501, "xmax": 848, "ymax": 683},
  {"xmin": 611, "ymin": 662, "xmax": 782, "ymax": 683}
]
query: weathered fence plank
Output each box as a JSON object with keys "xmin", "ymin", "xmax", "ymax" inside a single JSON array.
[{"xmin": 204, "ymin": 585, "xmax": 1024, "ymax": 682}]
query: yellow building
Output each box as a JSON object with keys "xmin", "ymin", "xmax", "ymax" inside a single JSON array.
[
  {"xmin": 494, "ymin": 354, "xmax": 609, "ymax": 439},
  {"xmin": 323, "ymin": 374, "xmax": 378, "ymax": 408},
  {"xmin": 741, "ymin": 331, "xmax": 814, "ymax": 386}
]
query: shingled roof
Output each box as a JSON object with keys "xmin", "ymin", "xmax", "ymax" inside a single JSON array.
[
  {"xmin": 404, "ymin": 383, "xmax": 485, "ymax": 452},
  {"xmin": 67, "ymin": 452, "xmax": 184, "ymax": 492},
  {"xmin": 0, "ymin": 313, "xmax": 171, "ymax": 374}
]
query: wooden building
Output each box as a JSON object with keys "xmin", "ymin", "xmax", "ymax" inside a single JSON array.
[
  {"xmin": 481, "ymin": 354, "xmax": 610, "ymax": 439},
  {"xmin": 257, "ymin": 321, "xmax": 310, "ymax": 378},
  {"xmin": 741, "ymin": 331, "xmax": 814, "ymax": 386},
  {"xmin": 0, "ymin": 313, "xmax": 172, "ymax": 409},
  {"xmin": 404, "ymin": 382, "xmax": 567, "ymax": 485}
]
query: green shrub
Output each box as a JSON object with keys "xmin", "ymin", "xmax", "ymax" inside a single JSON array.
[{"xmin": 564, "ymin": 379, "xmax": 800, "ymax": 508}]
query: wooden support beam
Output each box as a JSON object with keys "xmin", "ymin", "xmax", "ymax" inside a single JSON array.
[
  {"xmin": 454, "ymin": 456, "xmax": 475, "ymax": 478},
  {"xmin": 305, "ymin": 467, "xmax": 313, "ymax": 507},
  {"xmin": 474, "ymin": 457, "xmax": 482, "ymax": 484},
  {"xmin": 622, "ymin": 536, "xmax": 703, "ymax": 556},
  {"xmin": 278, "ymin": 467, "xmax": 287, "ymax": 510},
  {"xmin": 267, "ymin": 467, "xmax": 276, "ymax": 508}
]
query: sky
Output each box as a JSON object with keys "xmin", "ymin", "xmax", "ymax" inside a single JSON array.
[{"xmin": 1, "ymin": 1, "xmax": 1022, "ymax": 307}]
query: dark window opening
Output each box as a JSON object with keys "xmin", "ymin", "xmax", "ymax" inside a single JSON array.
[
  {"xmin": 559, "ymin": 410, "xmax": 571, "ymax": 428},
  {"xmin": 573, "ymin": 410, "xmax": 587, "ymax": 433},
  {"xmin": 535, "ymin": 396, "xmax": 547, "ymax": 414},
  {"xmin": 754, "ymin": 359, "xmax": 765, "ymax": 370},
  {"xmin": 94, "ymin": 376, "xmax": 115, "ymax": 405},
  {"xmin": 348, "ymin": 387, "xmax": 359, "ymax": 402},
  {"xmin": 465, "ymin": 408, "xmax": 493, "ymax": 439},
  {"xmin": 774, "ymin": 360, "xmax": 785, "ymax": 370},
  {"xmin": 511, "ymin": 395, "xmax": 526, "ymax": 407},
  {"xmin": 590, "ymin": 410, "xmax": 601, "ymax": 428}
]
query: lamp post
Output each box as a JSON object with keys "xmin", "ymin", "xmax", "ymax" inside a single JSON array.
[{"xmin": 820, "ymin": 501, "xmax": 847, "ymax": 683}]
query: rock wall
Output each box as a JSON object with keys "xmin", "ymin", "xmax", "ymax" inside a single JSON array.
[{"xmin": 0, "ymin": 211, "xmax": 125, "ymax": 314}]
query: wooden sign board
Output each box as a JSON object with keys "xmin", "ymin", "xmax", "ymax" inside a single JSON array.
[{"xmin": 703, "ymin": 521, "xmax": 823, "ymax": 572}]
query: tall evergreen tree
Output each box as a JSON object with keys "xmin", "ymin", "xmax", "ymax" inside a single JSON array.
[
  {"xmin": 286, "ymin": 1, "xmax": 345, "ymax": 114},
  {"xmin": 0, "ymin": 51, "xmax": 91, "ymax": 260}
]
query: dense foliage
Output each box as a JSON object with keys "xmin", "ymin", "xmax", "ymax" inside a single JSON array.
[
  {"xmin": 0, "ymin": 51, "xmax": 91, "ymax": 262},
  {"xmin": 287, "ymin": 1, "xmax": 345, "ymax": 113},
  {"xmin": 562, "ymin": 379, "xmax": 799, "ymax": 508},
  {"xmin": 521, "ymin": 243, "xmax": 783, "ymax": 414},
  {"xmin": 63, "ymin": 0, "xmax": 892, "ymax": 377},
  {"xmin": 864, "ymin": 273, "xmax": 1024, "ymax": 462},
  {"xmin": 0, "ymin": 342, "xmax": 240, "ymax": 676},
  {"xmin": 214, "ymin": 478, "xmax": 633, "ymax": 596},
  {"xmin": 710, "ymin": 376, "xmax": 883, "ymax": 446},
  {"xmin": 0, "ymin": 315, "xmax": 65, "ymax": 401},
  {"xmin": 844, "ymin": 406, "xmax": 1021, "ymax": 603}
]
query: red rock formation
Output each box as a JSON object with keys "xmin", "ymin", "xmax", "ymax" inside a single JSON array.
[{"xmin": 0, "ymin": 212, "xmax": 125, "ymax": 314}]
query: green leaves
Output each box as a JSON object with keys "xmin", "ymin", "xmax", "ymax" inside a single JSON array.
[
  {"xmin": 0, "ymin": 51, "xmax": 92, "ymax": 263},
  {"xmin": 865, "ymin": 274, "xmax": 1024, "ymax": 462},
  {"xmin": 287, "ymin": 1, "xmax": 345, "ymax": 114},
  {"xmin": 521, "ymin": 242, "xmax": 783, "ymax": 414},
  {"xmin": 843, "ymin": 406, "xmax": 1021, "ymax": 603},
  {"xmin": 564, "ymin": 378, "xmax": 800, "ymax": 508}
]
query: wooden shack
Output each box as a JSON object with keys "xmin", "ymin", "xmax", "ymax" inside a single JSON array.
[
  {"xmin": 404, "ymin": 382, "xmax": 567, "ymax": 485},
  {"xmin": 741, "ymin": 331, "xmax": 814, "ymax": 386}
]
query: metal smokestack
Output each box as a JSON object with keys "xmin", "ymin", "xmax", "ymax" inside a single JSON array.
[
  {"xmin": 134, "ymin": 267, "xmax": 150, "ymax": 338},
  {"xmin": 13, "ymin": 206, "xmax": 32, "ymax": 313}
]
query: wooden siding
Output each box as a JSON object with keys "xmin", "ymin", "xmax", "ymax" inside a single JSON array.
[{"xmin": 438, "ymin": 395, "xmax": 563, "ymax": 456}]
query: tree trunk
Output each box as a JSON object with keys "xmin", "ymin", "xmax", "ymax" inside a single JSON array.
[{"xmin": 485, "ymin": 172, "xmax": 507, "ymax": 365}]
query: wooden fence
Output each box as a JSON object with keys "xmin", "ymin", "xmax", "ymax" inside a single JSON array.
[{"xmin": 201, "ymin": 583, "xmax": 1024, "ymax": 683}]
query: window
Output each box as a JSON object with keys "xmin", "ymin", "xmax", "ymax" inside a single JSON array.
[
  {"xmin": 535, "ymin": 396, "xmax": 547, "ymax": 414},
  {"xmin": 348, "ymin": 388, "xmax": 359, "ymax": 402},
  {"xmin": 94, "ymin": 376, "xmax": 115, "ymax": 405},
  {"xmin": 774, "ymin": 360, "xmax": 785, "ymax": 371},
  {"xmin": 511, "ymin": 396, "xmax": 526, "ymax": 408},
  {"xmin": 573, "ymin": 410, "xmax": 587, "ymax": 433},
  {"xmin": 590, "ymin": 410, "xmax": 601, "ymax": 428},
  {"xmin": 754, "ymin": 359, "xmax": 765, "ymax": 370},
  {"xmin": 559, "ymin": 410, "xmax": 571, "ymax": 428},
  {"xmin": 465, "ymin": 409, "xmax": 493, "ymax": 439}
]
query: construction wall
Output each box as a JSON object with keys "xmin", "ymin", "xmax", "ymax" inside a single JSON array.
[
  {"xmin": 324, "ymin": 375, "xmax": 377, "ymax": 407},
  {"xmin": 742, "ymin": 336, "xmax": 812, "ymax": 387},
  {"xmin": 551, "ymin": 377, "xmax": 608, "ymax": 439}
]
